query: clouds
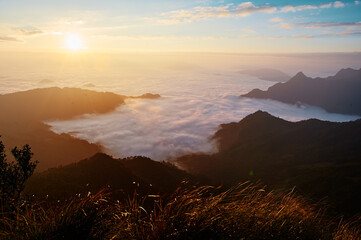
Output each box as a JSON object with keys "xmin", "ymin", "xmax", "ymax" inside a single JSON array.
[
  {"xmin": 46, "ymin": 69, "xmax": 359, "ymax": 161},
  {"xmin": 334, "ymin": 1, "xmax": 345, "ymax": 8},
  {"xmin": 271, "ymin": 0, "xmax": 361, "ymax": 40},
  {"xmin": 291, "ymin": 35, "xmax": 314, "ymax": 39},
  {"xmin": 0, "ymin": 36, "xmax": 23, "ymax": 42},
  {"xmin": 143, "ymin": 0, "xmax": 360, "ymax": 44},
  {"xmin": 320, "ymin": 3, "xmax": 333, "ymax": 8},
  {"xmin": 15, "ymin": 28, "xmax": 45, "ymax": 36},
  {"xmin": 280, "ymin": 1, "xmax": 344, "ymax": 12},
  {"xmin": 275, "ymin": 21, "xmax": 361, "ymax": 38},
  {"xmin": 154, "ymin": 1, "xmax": 349, "ymax": 24},
  {"xmin": 154, "ymin": 2, "xmax": 276, "ymax": 24},
  {"xmin": 269, "ymin": 17, "xmax": 283, "ymax": 22},
  {"xmin": 277, "ymin": 21, "xmax": 361, "ymax": 29},
  {"xmin": 272, "ymin": 0, "xmax": 361, "ymax": 39},
  {"xmin": 230, "ymin": 2, "xmax": 277, "ymax": 16},
  {"xmin": 279, "ymin": 20, "xmax": 361, "ymax": 34},
  {"xmin": 295, "ymin": 21, "xmax": 361, "ymax": 29},
  {"xmin": 0, "ymin": 25, "xmax": 45, "ymax": 45},
  {"xmin": 322, "ymin": 30, "xmax": 361, "ymax": 36},
  {"xmin": 0, "ymin": 0, "xmax": 359, "ymax": 52},
  {"xmin": 281, "ymin": 5, "xmax": 318, "ymax": 13}
]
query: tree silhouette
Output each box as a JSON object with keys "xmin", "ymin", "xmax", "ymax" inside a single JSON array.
[{"xmin": 0, "ymin": 136, "xmax": 38, "ymax": 209}]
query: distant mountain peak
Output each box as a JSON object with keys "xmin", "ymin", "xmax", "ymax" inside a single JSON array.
[
  {"xmin": 292, "ymin": 72, "xmax": 307, "ymax": 79},
  {"xmin": 334, "ymin": 68, "xmax": 360, "ymax": 79},
  {"xmin": 249, "ymin": 110, "xmax": 274, "ymax": 118},
  {"xmin": 91, "ymin": 152, "xmax": 114, "ymax": 160},
  {"xmin": 242, "ymin": 111, "xmax": 289, "ymax": 125},
  {"xmin": 241, "ymin": 67, "xmax": 361, "ymax": 116}
]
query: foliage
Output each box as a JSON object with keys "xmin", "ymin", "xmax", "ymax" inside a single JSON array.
[
  {"xmin": 0, "ymin": 190, "xmax": 114, "ymax": 240},
  {"xmin": 0, "ymin": 137, "xmax": 38, "ymax": 209},
  {"xmin": 1, "ymin": 182, "xmax": 360, "ymax": 240}
]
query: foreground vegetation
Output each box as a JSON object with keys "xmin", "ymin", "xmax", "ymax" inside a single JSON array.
[
  {"xmin": 1, "ymin": 138, "xmax": 360, "ymax": 239},
  {"xmin": 1, "ymin": 182, "xmax": 360, "ymax": 240}
]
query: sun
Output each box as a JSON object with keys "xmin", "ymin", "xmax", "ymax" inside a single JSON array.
[{"xmin": 66, "ymin": 34, "xmax": 83, "ymax": 51}]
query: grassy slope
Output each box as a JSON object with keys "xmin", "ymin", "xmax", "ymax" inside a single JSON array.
[{"xmin": 3, "ymin": 183, "xmax": 361, "ymax": 240}]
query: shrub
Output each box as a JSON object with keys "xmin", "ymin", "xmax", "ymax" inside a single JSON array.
[
  {"xmin": 0, "ymin": 137, "xmax": 38, "ymax": 209},
  {"xmin": 1, "ymin": 177, "xmax": 360, "ymax": 239}
]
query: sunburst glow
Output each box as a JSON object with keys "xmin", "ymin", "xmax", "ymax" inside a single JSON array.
[{"xmin": 66, "ymin": 34, "xmax": 83, "ymax": 51}]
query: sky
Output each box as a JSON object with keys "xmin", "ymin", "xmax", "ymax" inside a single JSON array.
[{"xmin": 0, "ymin": 0, "xmax": 361, "ymax": 53}]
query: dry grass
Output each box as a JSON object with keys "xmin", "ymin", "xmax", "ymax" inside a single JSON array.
[
  {"xmin": 1, "ymin": 182, "xmax": 360, "ymax": 240},
  {"xmin": 0, "ymin": 190, "xmax": 115, "ymax": 240}
]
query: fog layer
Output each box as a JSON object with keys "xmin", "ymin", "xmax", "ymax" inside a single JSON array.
[
  {"xmin": 47, "ymin": 69, "xmax": 359, "ymax": 160},
  {"xmin": 1, "ymin": 52, "xmax": 360, "ymax": 160}
]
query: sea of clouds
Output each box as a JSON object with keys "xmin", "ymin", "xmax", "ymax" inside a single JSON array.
[
  {"xmin": 1, "ymin": 52, "xmax": 360, "ymax": 161},
  {"xmin": 46, "ymin": 69, "xmax": 360, "ymax": 161}
]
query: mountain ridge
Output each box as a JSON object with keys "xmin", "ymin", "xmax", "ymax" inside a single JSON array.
[
  {"xmin": 242, "ymin": 68, "xmax": 361, "ymax": 116},
  {"xmin": 25, "ymin": 152, "xmax": 195, "ymax": 199},
  {"xmin": 175, "ymin": 111, "xmax": 361, "ymax": 216}
]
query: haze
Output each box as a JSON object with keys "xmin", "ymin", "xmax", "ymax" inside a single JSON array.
[
  {"xmin": 1, "ymin": 0, "xmax": 361, "ymax": 179},
  {"xmin": 1, "ymin": 1, "xmax": 361, "ymax": 238}
]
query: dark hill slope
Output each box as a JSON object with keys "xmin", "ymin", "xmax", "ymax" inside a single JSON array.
[
  {"xmin": 25, "ymin": 153, "xmax": 194, "ymax": 199},
  {"xmin": 0, "ymin": 87, "xmax": 125, "ymax": 171},
  {"xmin": 0, "ymin": 87, "xmax": 159, "ymax": 171},
  {"xmin": 121, "ymin": 156, "xmax": 194, "ymax": 193},
  {"xmin": 175, "ymin": 111, "xmax": 361, "ymax": 216},
  {"xmin": 242, "ymin": 68, "xmax": 361, "ymax": 116}
]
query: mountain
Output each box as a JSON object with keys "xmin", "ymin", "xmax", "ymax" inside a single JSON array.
[
  {"xmin": 241, "ymin": 68, "xmax": 361, "ymax": 116},
  {"xmin": 135, "ymin": 93, "xmax": 161, "ymax": 99},
  {"xmin": 239, "ymin": 68, "xmax": 291, "ymax": 82},
  {"xmin": 122, "ymin": 156, "xmax": 195, "ymax": 192},
  {"xmin": 0, "ymin": 87, "xmax": 160, "ymax": 171},
  {"xmin": 175, "ymin": 111, "xmax": 361, "ymax": 216},
  {"xmin": 25, "ymin": 153, "xmax": 194, "ymax": 199},
  {"xmin": 0, "ymin": 87, "xmax": 126, "ymax": 120}
]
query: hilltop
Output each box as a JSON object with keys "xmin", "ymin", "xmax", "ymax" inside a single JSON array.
[
  {"xmin": 175, "ymin": 111, "xmax": 361, "ymax": 216},
  {"xmin": 242, "ymin": 68, "xmax": 361, "ymax": 116},
  {"xmin": 25, "ymin": 152, "xmax": 195, "ymax": 199}
]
